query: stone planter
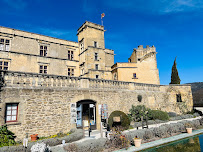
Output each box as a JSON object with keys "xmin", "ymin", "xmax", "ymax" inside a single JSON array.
[
  {"xmin": 186, "ymin": 128, "xmax": 192, "ymax": 134},
  {"xmin": 134, "ymin": 138, "xmax": 142, "ymax": 147},
  {"xmin": 30, "ymin": 134, "xmax": 38, "ymax": 141}
]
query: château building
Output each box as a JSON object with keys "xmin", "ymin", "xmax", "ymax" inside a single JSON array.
[
  {"xmin": 0, "ymin": 21, "xmax": 159, "ymax": 84},
  {"xmin": 0, "ymin": 21, "xmax": 193, "ymax": 140}
]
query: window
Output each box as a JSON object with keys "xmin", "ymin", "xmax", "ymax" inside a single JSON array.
[
  {"xmin": 39, "ymin": 65, "xmax": 47, "ymax": 74},
  {"xmin": 68, "ymin": 68, "xmax": 74, "ymax": 76},
  {"xmin": 96, "ymin": 75, "xmax": 99, "ymax": 79},
  {"xmin": 94, "ymin": 41, "xmax": 97, "ymax": 47},
  {"xmin": 113, "ymin": 73, "xmax": 117, "ymax": 80},
  {"xmin": 133, "ymin": 73, "xmax": 136, "ymax": 78},
  {"xmin": 138, "ymin": 95, "xmax": 142, "ymax": 102},
  {"xmin": 0, "ymin": 39, "xmax": 10, "ymax": 51},
  {"xmin": 95, "ymin": 64, "xmax": 99, "ymax": 70},
  {"xmin": 6, "ymin": 103, "xmax": 18, "ymax": 122},
  {"xmin": 176, "ymin": 94, "xmax": 182, "ymax": 102},
  {"xmin": 129, "ymin": 59, "xmax": 131, "ymax": 63},
  {"xmin": 0, "ymin": 61, "xmax": 8, "ymax": 70},
  {"xmin": 40, "ymin": 45, "xmax": 47, "ymax": 56},
  {"xmin": 68, "ymin": 51, "xmax": 74, "ymax": 60},
  {"xmin": 80, "ymin": 43, "xmax": 84, "ymax": 51},
  {"xmin": 95, "ymin": 53, "xmax": 98, "ymax": 60}
]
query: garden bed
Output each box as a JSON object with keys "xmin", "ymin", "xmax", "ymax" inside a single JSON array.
[{"xmin": 0, "ymin": 128, "xmax": 83, "ymax": 152}]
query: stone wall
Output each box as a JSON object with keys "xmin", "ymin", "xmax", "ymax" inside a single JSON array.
[{"xmin": 0, "ymin": 71, "xmax": 193, "ymax": 140}]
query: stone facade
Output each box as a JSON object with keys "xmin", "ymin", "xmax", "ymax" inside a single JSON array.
[
  {"xmin": 112, "ymin": 45, "xmax": 160, "ymax": 84},
  {"xmin": 0, "ymin": 71, "xmax": 193, "ymax": 140},
  {"xmin": 0, "ymin": 21, "xmax": 193, "ymax": 140}
]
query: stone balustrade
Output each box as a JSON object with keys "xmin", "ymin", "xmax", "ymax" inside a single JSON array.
[{"xmin": 1, "ymin": 71, "xmax": 162, "ymax": 91}]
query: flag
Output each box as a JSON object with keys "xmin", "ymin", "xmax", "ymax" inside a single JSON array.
[{"xmin": 101, "ymin": 13, "xmax": 105, "ymax": 19}]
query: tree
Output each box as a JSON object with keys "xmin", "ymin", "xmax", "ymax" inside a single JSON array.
[{"xmin": 170, "ymin": 57, "xmax": 181, "ymax": 84}]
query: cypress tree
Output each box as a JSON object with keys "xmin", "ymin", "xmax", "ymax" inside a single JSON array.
[{"xmin": 170, "ymin": 57, "xmax": 181, "ymax": 84}]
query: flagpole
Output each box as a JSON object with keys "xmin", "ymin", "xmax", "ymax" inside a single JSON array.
[{"xmin": 101, "ymin": 19, "xmax": 103, "ymax": 26}]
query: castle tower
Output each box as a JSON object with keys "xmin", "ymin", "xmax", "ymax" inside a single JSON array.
[{"xmin": 77, "ymin": 21, "xmax": 114, "ymax": 79}]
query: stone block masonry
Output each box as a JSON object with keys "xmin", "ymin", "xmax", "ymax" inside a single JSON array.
[{"xmin": 0, "ymin": 71, "xmax": 193, "ymax": 140}]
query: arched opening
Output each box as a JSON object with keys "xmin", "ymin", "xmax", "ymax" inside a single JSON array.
[{"xmin": 76, "ymin": 100, "xmax": 96, "ymax": 130}]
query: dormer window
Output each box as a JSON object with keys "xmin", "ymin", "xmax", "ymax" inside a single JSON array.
[{"xmin": 94, "ymin": 41, "xmax": 97, "ymax": 47}]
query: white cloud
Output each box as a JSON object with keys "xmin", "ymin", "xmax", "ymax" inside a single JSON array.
[
  {"xmin": 20, "ymin": 26, "xmax": 77, "ymax": 41},
  {"xmin": 104, "ymin": 0, "xmax": 203, "ymax": 14},
  {"xmin": 160, "ymin": 0, "xmax": 203, "ymax": 13}
]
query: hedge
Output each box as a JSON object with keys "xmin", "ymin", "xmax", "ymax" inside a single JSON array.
[
  {"xmin": 151, "ymin": 110, "xmax": 169, "ymax": 121},
  {"xmin": 108, "ymin": 111, "xmax": 130, "ymax": 129}
]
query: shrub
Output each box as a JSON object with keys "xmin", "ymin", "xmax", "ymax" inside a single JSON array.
[
  {"xmin": 170, "ymin": 116, "xmax": 182, "ymax": 121},
  {"xmin": 108, "ymin": 111, "xmax": 130, "ymax": 129},
  {"xmin": 31, "ymin": 142, "xmax": 51, "ymax": 152},
  {"xmin": 147, "ymin": 120, "xmax": 156, "ymax": 125},
  {"xmin": 151, "ymin": 110, "xmax": 169, "ymax": 121},
  {"xmin": 75, "ymin": 138, "xmax": 107, "ymax": 152},
  {"xmin": 63, "ymin": 143, "xmax": 77, "ymax": 152},
  {"xmin": 193, "ymin": 113, "xmax": 200, "ymax": 117},
  {"xmin": 153, "ymin": 126, "xmax": 168, "ymax": 138},
  {"xmin": 0, "ymin": 125, "xmax": 16, "ymax": 147},
  {"xmin": 168, "ymin": 112, "xmax": 177, "ymax": 117},
  {"xmin": 128, "ymin": 105, "xmax": 152, "ymax": 122},
  {"xmin": 154, "ymin": 119, "xmax": 167, "ymax": 124},
  {"xmin": 133, "ymin": 122, "xmax": 142, "ymax": 128},
  {"xmin": 191, "ymin": 120, "xmax": 200, "ymax": 129},
  {"xmin": 199, "ymin": 118, "xmax": 203, "ymax": 125},
  {"xmin": 143, "ymin": 129, "xmax": 154, "ymax": 140},
  {"xmin": 180, "ymin": 114, "xmax": 193, "ymax": 119}
]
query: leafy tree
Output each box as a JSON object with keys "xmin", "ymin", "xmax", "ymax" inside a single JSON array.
[
  {"xmin": 0, "ymin": 125, "xmax": 16, "ymax": 147},
  {"xmin": 170, "ymin": 57, "xmax": 181, "ymax": 84},
  {"xmin": 128, "ymin": 105, "xmax": 152, "ymax": 122}
]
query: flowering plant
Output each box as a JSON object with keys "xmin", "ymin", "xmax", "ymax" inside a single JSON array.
[{"xmin": 31, "ymin": 142, "xmax": 50, "ymax": 152}]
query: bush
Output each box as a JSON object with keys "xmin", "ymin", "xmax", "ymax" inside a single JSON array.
[
  {"xmin": 123, "ymin": 118, "xmax": 202, "ymax": 142},
  {"xmin": 0, "ymin": 128, "xmax": 83, "ymax": 152},
  {"xmin": 153, "ymin": 126, "xmax": 168, "ymax": 138},
  {"xmin": 0, "ymin": 125, "xmax": 16, "ymax": 147},
  {"xmin": 151, "ymin": 110, "xmax": 169, "ymax": 121},
  {"xmin": 170, "ymin": 116, "xmax": 182, "ymax": 121},
  {"xmin": 108, "ymin": 111, "xmax": 130, "ymax": 129},
  {"xmin": 180, "ymin": 114, "xmax": 193, "ymax": 119},
  {"xmin": 168, "ymin": 112, "xmax": 177, "ymax": 117},
  {"xmin": 128, "ymin": 105, "xmax": 152, "ymax": 122},
  {"xmin": 147, "ymin": 120, "xmax": 156, "ymax": 125},
  {"xmin": 133, "ymin": 122, "xmax": 142, "ymax": 128},
  {"xmin": 143, "ymin": 129, "xmax": 154, "ymax": 140},
  {"xmin": 193, "ymin": 113, "xmax": 200, "ymax": 117},
  {"xmin": 74, "ymin": 138, "xmax": 107, "ymax": 152},
  {"xmin": 199, "ymin": 118, "xmax": 203, "ymax": 125},
  {"xmin": 154, "ymin": 119, "xmax": 167, "ymax": 124}
]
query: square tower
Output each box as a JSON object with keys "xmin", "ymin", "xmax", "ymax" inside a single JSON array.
[{"xmin": 77, "ymin": 21, "xmax": 114, "ymax": 79}]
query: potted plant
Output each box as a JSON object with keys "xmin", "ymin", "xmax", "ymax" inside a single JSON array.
[
  {"xmin": 134, "ymin": 136, "xmax": 142, "ymax": 147},
  {"xmin": 30, "ymin": 134, "xmax": 38, "ymax": 141},
  {"xmin": 185, "ymin": 123, "xmax": 193, "ymax": 134}
]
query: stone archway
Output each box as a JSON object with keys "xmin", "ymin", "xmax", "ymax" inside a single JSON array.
[{"xmin": 76, "ymin": 99, "xmax": 97, "ymax": 130}]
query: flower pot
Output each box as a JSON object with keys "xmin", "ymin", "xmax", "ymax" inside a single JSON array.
[
  {"xmin": 134, "ymin": 139, "xmax": 142, "ymax": 147},
  {"xmin": 30, "ymin": 134, "xmax": 38, "ymax": 141},
  {"xmin": 186, "ymin": 128, "xmax": 192, "ymax": 134}
]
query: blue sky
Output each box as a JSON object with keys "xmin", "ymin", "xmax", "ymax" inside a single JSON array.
[{"xmin": 0, "ymin": 0, "xmax": 202, "ymax": 84}]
